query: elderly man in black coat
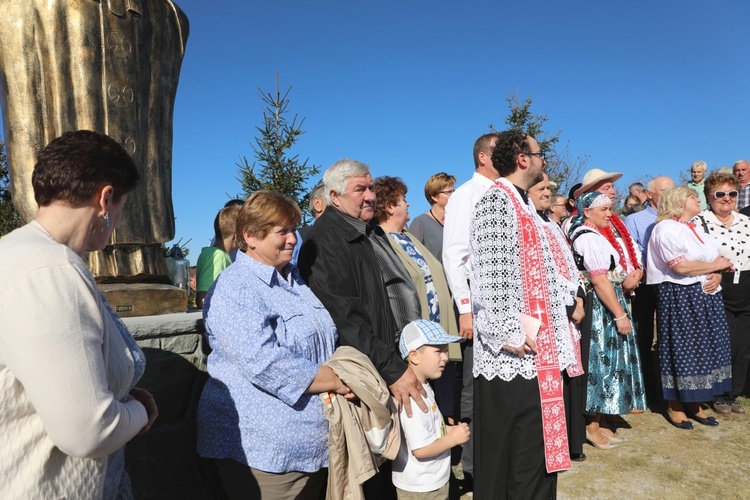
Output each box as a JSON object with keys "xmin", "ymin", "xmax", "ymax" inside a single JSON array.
[{"xmin": 298, "ymin": 159, "xmax": 426, "ymax": 418}]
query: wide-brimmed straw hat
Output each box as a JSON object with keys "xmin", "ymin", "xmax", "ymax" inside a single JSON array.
[{"xmin": 573, "ymin": 169, "xmax": 623, "ymax": 198}]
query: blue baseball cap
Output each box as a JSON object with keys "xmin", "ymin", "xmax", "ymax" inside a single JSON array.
[{"xmin": 399, "ymin": 319, "xmax": 463, "ymax": 359}]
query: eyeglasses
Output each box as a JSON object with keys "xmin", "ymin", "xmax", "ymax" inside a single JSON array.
[
  {"xmin": 524, "ymin": 151, "xmax": 547, "ymax": 161},
  {"xmin": 439, "ymin": 189, "xmax": 455, "ymax": 195},
  {"xmin": 712, "ymin": 190, "xmax": 739, "ymax": 199}
]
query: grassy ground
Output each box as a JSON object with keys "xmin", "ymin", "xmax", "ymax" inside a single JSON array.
[{"xmin": 452, "ymin": 397, "xmax": 749, "ymax": 499}]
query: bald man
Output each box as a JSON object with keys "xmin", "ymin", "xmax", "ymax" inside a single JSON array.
[{"xmin": 624, "ymin": 176, "xmax": 675, "ymax": 406}]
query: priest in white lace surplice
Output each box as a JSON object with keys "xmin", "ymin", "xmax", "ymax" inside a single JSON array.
[{"xmin": 469, "ymin": 130, "xmax": 575, "ymax": 499}]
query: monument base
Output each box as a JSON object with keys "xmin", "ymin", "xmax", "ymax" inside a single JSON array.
[
  {"xmin": 122, "ymin": 311, "xmax": 219, "ymax": 499},
  {"xmin": 99, "ymin": 283, "xmax": 187, "ymax": 317}
]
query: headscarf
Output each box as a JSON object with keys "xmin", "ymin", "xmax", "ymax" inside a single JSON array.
[
  {"xmin": 568, "ymin": 192, "xmax": 639, "ymax": 272},
  {"xmin": 567, "ymin": 192, "xmax": 610, "ymax": 236}
]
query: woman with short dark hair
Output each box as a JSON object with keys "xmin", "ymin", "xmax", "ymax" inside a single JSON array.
[
  {"xmin": 0, "ymin": 130, "xmax": 156, "ymax": 498},
  {"xmin": 197, "ymin": 191, "xmax": 352, "ymax": 499}
]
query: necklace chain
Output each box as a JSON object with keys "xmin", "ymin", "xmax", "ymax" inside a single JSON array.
[{"xmin": 429, "ymin": 208, "xmax": 444, "ymax": 227}]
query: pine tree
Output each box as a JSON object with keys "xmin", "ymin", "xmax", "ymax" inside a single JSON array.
[
  {"xmin": 0, "ymin": 139, "xmax": 22, "ymax": 236},
  {"xmin": 492, "ymin": 92, "xmax": 588, "ymax": 195},
  {"xmin": 236, "ymin": 73, "xmax": 320, "ymax": 224}
]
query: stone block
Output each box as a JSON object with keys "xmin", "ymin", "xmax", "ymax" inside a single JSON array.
[{"xmin": 100, "ymin": 283, "xmax": 188, "ymax": 317}]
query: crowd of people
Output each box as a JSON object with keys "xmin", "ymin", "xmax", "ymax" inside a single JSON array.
[{"xmin": 1, "ymin": 129, "xmax": 748, "ymax": 499}]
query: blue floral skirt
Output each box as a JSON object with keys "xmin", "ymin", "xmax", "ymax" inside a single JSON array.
[
  {"xmin": 655, "ymin": 281, "xmax": 732, "ymax": 402},
  {"xmin": 586, "ymin": 285, "xmax": 647, "ymax": 414}
]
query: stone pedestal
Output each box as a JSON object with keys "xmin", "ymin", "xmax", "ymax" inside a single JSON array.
[
  {"xmin": 122, "ymin": 310, "xmax": 223, "ymax": 499},
  {"xmin": 100, "ymin": 283, "xmax": 188, "ymax": 317}
]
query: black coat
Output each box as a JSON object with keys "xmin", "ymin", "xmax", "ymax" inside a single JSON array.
[{"xmin": 298, "ymin": 208, "xmax": 407, "ymax": 385}]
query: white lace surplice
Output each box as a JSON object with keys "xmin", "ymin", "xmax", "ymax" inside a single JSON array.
[{"xmin": 469, "ymin": 179, "xmax": 575, "ymax": 381}]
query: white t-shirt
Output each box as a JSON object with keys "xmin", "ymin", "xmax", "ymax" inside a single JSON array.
[{"xmin": 392, "ymin": 383, "xmax": 449, "ymax": 493}]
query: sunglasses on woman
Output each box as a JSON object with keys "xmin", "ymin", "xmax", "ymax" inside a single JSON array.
[{"xmin": 712, "ymin": 190, "xmax": 739, "ymax": 199}]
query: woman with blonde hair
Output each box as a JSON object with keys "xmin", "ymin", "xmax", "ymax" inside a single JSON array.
[
  {"xmin": 647, "ymin": 186, "xmax": 733, "ymax": 429},
  {"xmin": 408, "ymin": 172, "xmax": 456, "ymax": 262}
]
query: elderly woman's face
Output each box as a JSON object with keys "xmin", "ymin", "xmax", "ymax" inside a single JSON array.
[
  {"xmin": 708, "ymin": 183, "xmax": 738, "ymax": 217},
  {"xmin": 389, "ymin": 195, "xmax": 410, "ymax": 228},
  {"xmin": 584, "ymin": 203, "xmax": 612, "ymax": 229},
  {"xmin": 244, "ymin": 225, "xmax": 297, "ymax": 272},
  {"xmin": 682, "ymin": 193, "xmax": 702, "ymax": 220}
]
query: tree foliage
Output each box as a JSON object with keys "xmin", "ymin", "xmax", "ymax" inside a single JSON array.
[
  {"xmin": 236, "ymin": 73, "xmax": 320, "ymax": 225},
  {"xmin": 0, "ymin": 139, "xmax": 22, "ymax": 236},
  {"xmin": 492, "ymin": 92, "xmax": 588, "ymax": 196}
]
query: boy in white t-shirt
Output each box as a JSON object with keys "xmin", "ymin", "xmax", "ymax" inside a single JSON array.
[{"xmin": 392, "ymin": 320, "xmax": 470, "ymax": 499}]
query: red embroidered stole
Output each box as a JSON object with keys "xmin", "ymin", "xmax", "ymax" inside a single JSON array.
[
  {"xmin": 497, "ymin": 181, "xmax": 571, "ymax": 473},
  {"xmin": 543, "ymin": 223, "xmax": 584, "ymax": 378}
]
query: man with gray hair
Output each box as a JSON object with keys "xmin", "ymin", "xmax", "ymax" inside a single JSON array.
[
  {"xmin": 624, "ymin": 176, "xmax": 675, "ymax": 406},
  {"xmin": 629, "ymin": 182, "xmax": 648, "ymax": 204},
  {"xmin": 298, "ymin": 159, "xmax": 427, "ymax": 417},
  {"xmin": 297, "ymin": 180, "xmax": 327, "ymax": 241},
  {"xmin": 687, "ymin": 160, "xmax": 708, "ymax": 210},
  {"xmin": 292, "ymin": 180, "xmax": 328, "ymax": 264},
  {"xmin": 546, "ymin": 193, "xmax": 569, "ymax": 225},
  {"xmin": 308, "ymin": 179, "xmax": 327, "ymax": 220},
  {"xmin": 733, "ymin": 159, "xmax": 750, "ymax": 210}
]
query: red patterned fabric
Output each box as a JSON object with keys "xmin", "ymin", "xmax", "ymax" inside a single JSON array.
[
  {"xmin": 672, "ymin": 217, "xmax": 704, "ymax": 243},
  {"xmin": 496, "ymin": 182, "xmax": 571, "ymax": 473},
  {"xmin": 542, "ymin": 224, "xmax": 584, "ymax": 378},
  {"xmin": 600, "ymin": 216, "xmax": 639, "ymax": 272},
  {"xmin": 668, "ymin": 255, "xmax": 688, "ymax": 268}
]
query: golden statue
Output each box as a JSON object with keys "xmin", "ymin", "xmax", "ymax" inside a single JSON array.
[{"xmin": 0, "ymin": 0, "xmax": 189, "ymax": 282}]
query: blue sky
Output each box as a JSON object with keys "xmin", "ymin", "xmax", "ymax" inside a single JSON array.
[
  {"xmin": 168, "ymin": 0, "xmax": 749, "ymax": 254},
  {"xmin": 8, "ymin": 1, "xmax": 749, "ymax": 255}
]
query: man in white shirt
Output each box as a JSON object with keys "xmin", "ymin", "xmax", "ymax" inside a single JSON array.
[{"xmin": 441, "ymin": 132, "xmax": 499, "ymax": 485}]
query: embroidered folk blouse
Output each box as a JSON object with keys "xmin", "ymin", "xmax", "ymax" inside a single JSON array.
[{"xmin": 646, "ymin": 219, "xmax": 722, "ymax": 287}]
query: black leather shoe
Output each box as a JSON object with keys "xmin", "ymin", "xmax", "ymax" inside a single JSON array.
[
  {"xmin": 689, "ymin": 414, "xmax": 719, "ymax": 427},
  {"xmin": 669, "ymin": 419, "xmax": 693, "ymax": 430},
  {"xmin": 571, "ymin": 453, "xmax": 587, "ymax": 462}
]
